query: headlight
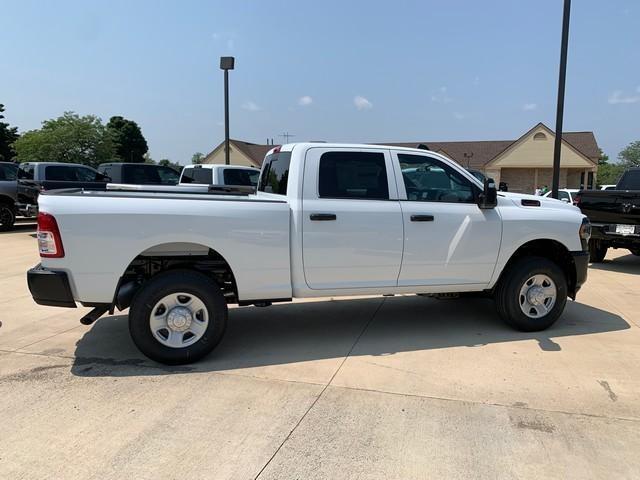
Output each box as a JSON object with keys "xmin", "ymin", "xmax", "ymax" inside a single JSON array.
[{"xmin": 579, "ymin": 217, "xmax": 591, "ymax": 243}]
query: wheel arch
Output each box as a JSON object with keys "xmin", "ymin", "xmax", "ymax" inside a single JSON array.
[
  {"xmin": 111, "ymin": 241, "xmax": 239, "ymax": 312},
  {"xmin": 495, "ymin": 238, "xmax": 579, "ymax": 299}
]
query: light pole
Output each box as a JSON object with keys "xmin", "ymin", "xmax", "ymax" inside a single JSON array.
[
  {"xmin": 551, "ymin": 0, "xmax": 571, "ymax": 199},
  {"xmin": 220, "ymin": 56, "xmax": 235, "ymax": 165}
]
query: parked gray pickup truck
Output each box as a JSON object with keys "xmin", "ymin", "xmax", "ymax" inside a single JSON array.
[{"xmin": 0, "ymin": 162, "xmax": 18, "ymax": 231}]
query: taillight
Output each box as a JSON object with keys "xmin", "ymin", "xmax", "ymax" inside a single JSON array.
[{"xmin": 37, "ymin": 212, "xmax": 65, "ymax": 258}]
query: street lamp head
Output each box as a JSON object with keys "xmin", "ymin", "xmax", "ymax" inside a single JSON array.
[{"xmin": 220, "ymin": 56, "xmax": 235, "ymax": 70}]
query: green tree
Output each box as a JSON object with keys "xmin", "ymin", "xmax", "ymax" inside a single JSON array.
[
  {"xmin": 158, "ymin": 158, "xmax": 180, "ymax": 169},
  {"xmin": 106, "ymin": 116, "xmax": 148, "ymax": 163},
  {"xmin": 0, "ymin": 104, "xmax": 19, "ymax": 162},
  {"xmin": 191, "ymin": 152, "xmax": 205, "ymax": 164},
  {"xmin": 13, "ymin": 112, "xmax": 114, "ymax": 167},
  {"xmin": 143, "ymin": 152, "xmax": 156, "ymax": 164},
  {"xmin": 619, "ymin": 141, "xmax": 640, "ymax": 167},
  {"xmin": 597, "ymin": 162, "xmax": 625, "ymax": 186},
  {"xmin": 597, "ymin": 149, "xmax": 609, "ymax": 165}
]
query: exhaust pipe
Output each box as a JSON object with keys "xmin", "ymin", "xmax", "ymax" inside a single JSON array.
[{"xmin": 80, "ymin": 306, "xmax": 109, "ymax": 325}]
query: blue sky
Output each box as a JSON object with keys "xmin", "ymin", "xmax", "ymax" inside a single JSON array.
[{"xmin": 1, "ymin": 0, "xmax": 638, "ymax": 163}]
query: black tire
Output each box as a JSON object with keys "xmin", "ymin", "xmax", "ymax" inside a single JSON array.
[
  {"xmin": 588, "ymin": 240, "xmax": 608, "ymax": 263},
  {"xmin": 129, "ymin": 269, "xmax": 228, "ymax": 365},
  {"xmin": 494, "ymin": 256, "xmax": 567, "ymax": 332},
  {"xmin": 630, "ymin": 249, "xmax": 640, "ymax": 257},
  {"xmin": 0, "ymin": 202, "xmax": 16, "ymax": 232}
]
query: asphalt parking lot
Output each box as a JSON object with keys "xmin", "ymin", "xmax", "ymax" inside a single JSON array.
[{"xmin": 1, "ymin": 220, "xmax": 639, "ymax": 479}]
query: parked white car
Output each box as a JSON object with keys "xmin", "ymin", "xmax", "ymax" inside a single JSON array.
[
  {"xmin": 179, "ymin": 164, "xmax": 260, "ymax": 187},
  {"xmin": 543, "ymin": 188, "xmax": 580, "ymax": 205},
  {"xmin": 28, "ymin": 143, "xmax": 590, "ymax": 364}
]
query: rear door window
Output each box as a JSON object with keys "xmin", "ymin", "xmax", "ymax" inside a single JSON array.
[
  {"xmin": 318, "ymin": 151, "xmax": 389, "ymax": 200},
  {"xmin": 258, "ymin": 152, "xmax": 291, "ymax": 195}
]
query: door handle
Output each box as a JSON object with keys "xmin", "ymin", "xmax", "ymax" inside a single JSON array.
[
  {"xmin": 310, "ymin": 213, "xmax": 337, "ymax": 221},
  {"xmin": 410, "ymin": 214, "xmax": 434, "ymax": 222}
]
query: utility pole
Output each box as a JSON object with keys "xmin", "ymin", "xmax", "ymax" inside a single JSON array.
[
  {"xmin": 551, "ymin": 0, "xmax": 571, "ymax": 199},
  {"xmin": 220, "ymin": 57, "xmax": 235, "ymax": 165},
  {"xmin": 279, "ymin": 132, "xmax": 295, "ymax": 144}
]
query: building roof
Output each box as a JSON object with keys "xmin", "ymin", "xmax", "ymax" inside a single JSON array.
[
  {"xmin": 204, "ymin": 139, "xmax": 275, "ymax": 167},
  {"xmin": 209, "ymin": 124, "xmax": 600, "ymax": 168}
]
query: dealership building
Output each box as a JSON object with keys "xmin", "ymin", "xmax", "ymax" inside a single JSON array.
[{"xmin": 203, "ymin": 122, "xmax": 600, "ymax": 193}]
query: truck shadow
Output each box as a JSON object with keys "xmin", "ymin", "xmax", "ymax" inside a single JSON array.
[
  {"xmin": 70, "ymin": 295, "xmax": 630, "ymax": 377},
  {"xmin": 589, "ymin": 253, "xmax": 640, "ymax": 274}
]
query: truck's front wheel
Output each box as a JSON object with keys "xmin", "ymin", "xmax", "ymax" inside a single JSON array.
[
  {"xmin": 494, "ymin": 257, "xmax": 567, "ymax": 332},
  {"xmin": 129, "ymin": 270, "xmax": 228, "ymax": 365}
]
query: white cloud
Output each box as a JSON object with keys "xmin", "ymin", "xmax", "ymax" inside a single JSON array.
[
  {"xmin": 523, "ymin": 103, "xmax": 538, "ymax": 111},
  {"xmin": 608, "ymin": 90, "xmax": 640, "ymax": 104},
  {"xmin": 453, "ymin": 112, "xmax": 469, "ymax": 120},
  {"xmin": 298, "ymin": 95, "xmax": 313, "ymax": 106},
  {"xmin": 473, "ymin": 76, "xmax": 480, "ymax": 86},
  {"xmin": 353, "ymin": 95, "xmax": 373, "ymax": 110},
  {"xmin": 431, "ymin": 86, "xmax": 452, "ymax": 103},
  {"xmin": 241, "ymin": 101, "xmax": 261, "ymax": 112}
]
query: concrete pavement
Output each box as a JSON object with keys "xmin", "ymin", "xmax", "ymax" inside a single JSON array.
[{"xmin": 1, "ymin": 221, "xmax": 639, "ymax": 479}]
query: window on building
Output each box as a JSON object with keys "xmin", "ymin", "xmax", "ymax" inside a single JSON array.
[
  {"xmin": 533, "ymin": 132, "xmax": 547, "ymax": 141},
  {"xmin": 398, "ymin": 154, "xmax": 475, "ymax": 203},
  {"xmin": 318, "ymin": 151, "xmax": 389, "ymax": 200}
]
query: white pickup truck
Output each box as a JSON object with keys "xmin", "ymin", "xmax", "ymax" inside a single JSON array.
[{"xmin": 28, "ymin": 143, "xmax": 590, "ymax": 364}]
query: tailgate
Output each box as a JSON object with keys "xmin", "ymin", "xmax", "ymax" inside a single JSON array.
[{"xmin": 579, "ymin": 191, "xmax": 640, "ymax": 225}]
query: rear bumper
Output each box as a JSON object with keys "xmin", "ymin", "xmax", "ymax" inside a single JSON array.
[
  {"xmin": 591, "ymin": 224, "xmax": 640, "ymax": 247},
  {"xmin": 570, "ymin": 250, "xmax": 589, "ymax": 297},
  {"xmin": 27, "ymin": 264, "xmax": 76, "ymax": 308}
]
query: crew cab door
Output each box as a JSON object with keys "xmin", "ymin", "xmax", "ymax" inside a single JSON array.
[
  {"xmin": 392, "ymin": 151, "xmax": 501, "ymax": 286},
  {"xmin": 302, "ymin": 147, "xmax": 403, "ymax": 289}
]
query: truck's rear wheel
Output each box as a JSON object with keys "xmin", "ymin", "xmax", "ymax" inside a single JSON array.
[
  {"xmin": 588, "ymin": 240, "xmax": 608, "ymax": 263},
  {"xmin": 494, "ymin": 256, "xmax": 567, "ymax": 332},
  {"xmin": 0, "ymin": 202, "xmax": 16, "ymax": 232},
  {"xmin": 129, "ymin": 270, "xmax": 227, "ymax": 365}
]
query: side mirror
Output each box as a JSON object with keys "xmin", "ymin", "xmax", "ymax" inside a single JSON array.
[{"xmin": 478, "ymin": 177, "xmax": 498, "ymax": 209}]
